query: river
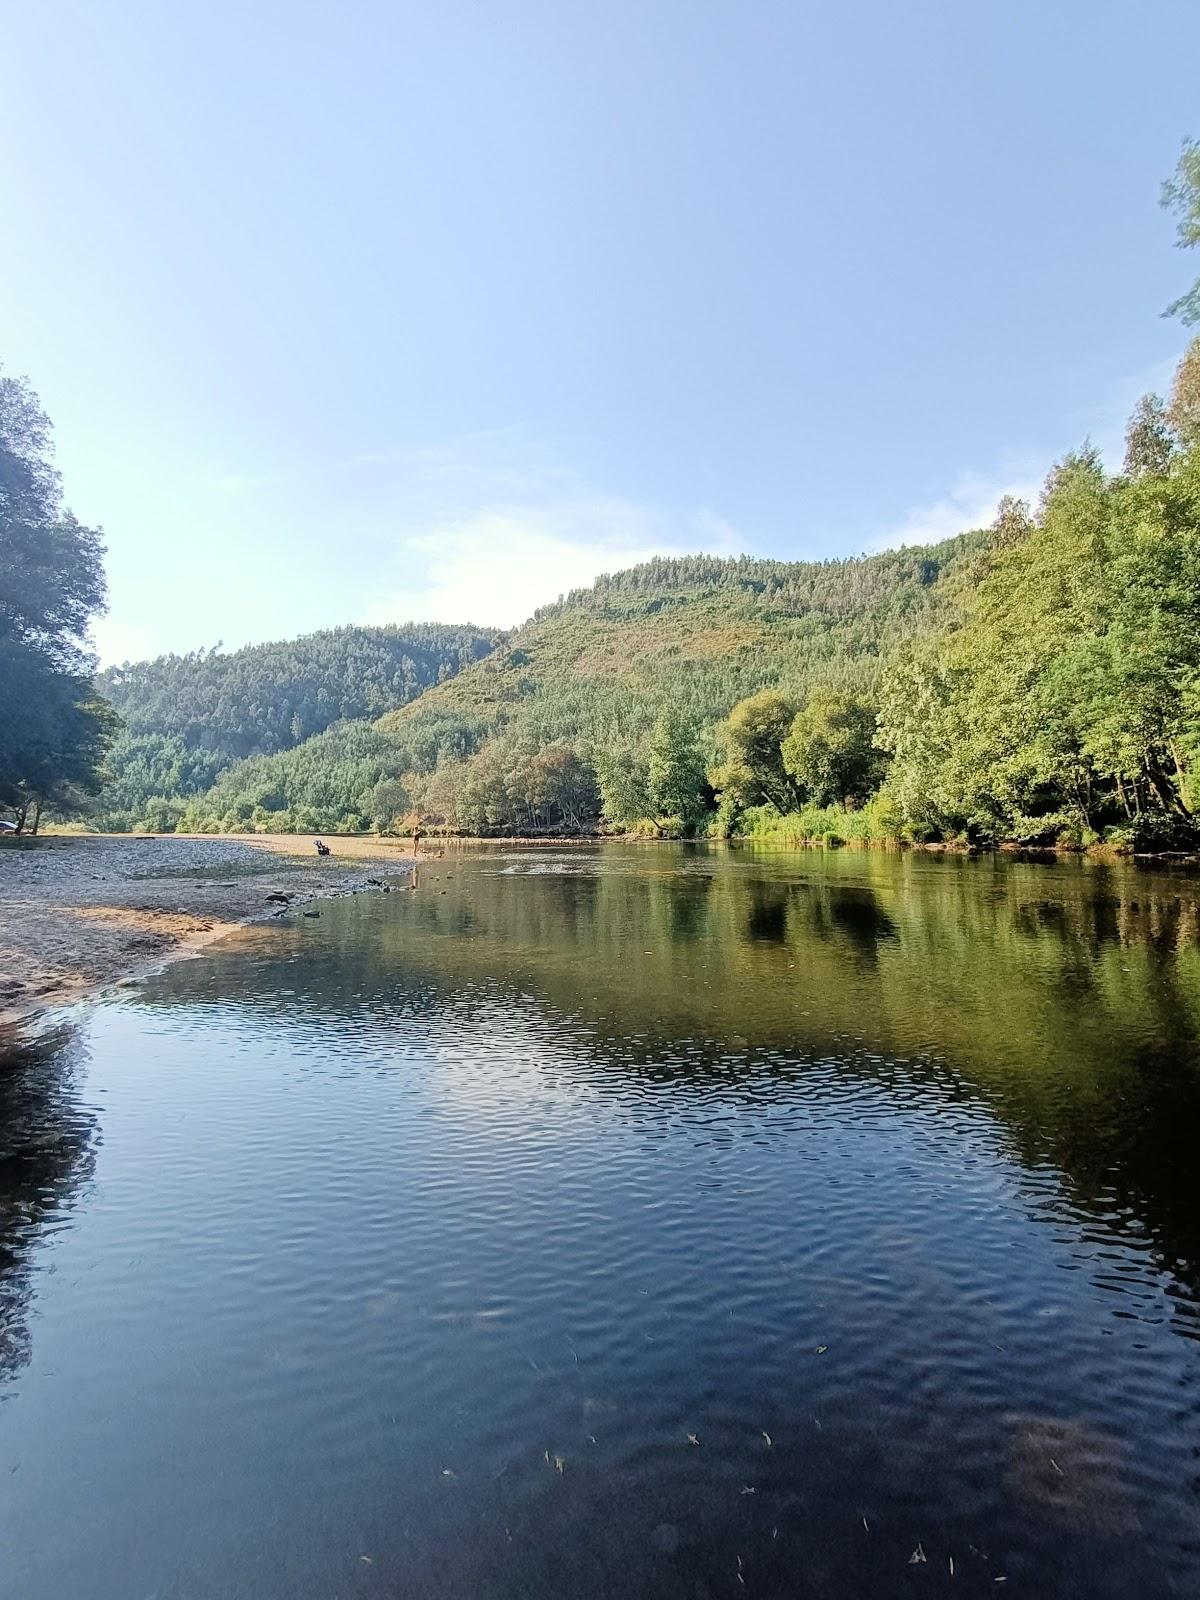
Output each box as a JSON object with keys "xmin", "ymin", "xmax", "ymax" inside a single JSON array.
[{"xmin": 2, "ymin": 843, "xmax": 1199, "ymax": 1598}]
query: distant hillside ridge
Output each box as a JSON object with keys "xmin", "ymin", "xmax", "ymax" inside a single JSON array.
[
  {"xmin": 375, "ymin": 538, "xmax": 985, "ymax": 736},
  {"xmin": 170, "ymin": 534, "xmax": 990, "ymax": 836},
  {"xmin": 100, "ymin": 622, "xmax": 504, "ymax": 756},
  {"xmin": 91, "ymin": 621, "xmax": 504, "ymax": 830}
]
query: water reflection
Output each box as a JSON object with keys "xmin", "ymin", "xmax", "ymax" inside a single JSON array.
[
  {"xmin": 143, "ymin": 848, "xmax": 1200, "ymax": 1318},
  {"xmin": 1, "ymin": 845, "xmax": 1200, "ymax": 1599},
  {"xmin": 0, "ymin": 1024, "xmax": 96, "ymax": 1387}
]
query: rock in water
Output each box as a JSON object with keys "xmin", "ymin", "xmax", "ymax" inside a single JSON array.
[{"xmin": 650, "ymin": 1523, "xmax": 681, "ymax": 1556}]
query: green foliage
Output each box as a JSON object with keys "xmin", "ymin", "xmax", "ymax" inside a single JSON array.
[
  {"xmin": 90, "ymin": 733, "xmax": 226, "ymax": 831},
  {"xmin": 1162, "ymin": 136, "xmax": 1200, "ymax": 325},
  {"xmin": 878, "ymin": 415, "xmax": 1200, "ymax": 846},
  {"xmin": 737, "ymin": 793, "xmax": 906, "ymax": 846},
  {"xmin": 647, "ymin": 714, "xmax": 709, "ymax": 830},
  {"xmin": 179, "ymin": 721, "xmax": 410, "ymax": 834},
  {"xmin": 0, "ymin": 365, "xmax": 113, "ymax": 831},
  {"xmin": 710, "ymin": 691, "xmax": 802, "ymax": 814},
  {"xmin": 0, "ymin": 368, "xmax": 59, "ymax": 522},
  {"xmin": 780, "ymin": 690, "xmax": 884, "ymax": 807},
  {"xmin": 412, "ymin": 734, "xmax": 600, "ymax": 834},
  {"xmin": 1169, "ymin": 338, "xmax": 1200, "ymax": 448},
  {"xmin": 99, "ymin": 624, "xmax": 500, "ymax": 755},
  {"xmin": 593, "ymin": 746, "xmax": 651, "ymax": 830},
  {"xmin": 92, "ymin": 627, "xmax": 500, "ymax": 828},
  {"xmin": 192, "ymin": 539, "xmax": 975, "ymax": 838},
  {"xmin": 1124, "ymin": 393, "xmax": 1175, "ymax": 478},
  {"xmin": 58, "ymin": 154, "xmax": 1200, "ymax": 857},
  {"xmin": 74, "ymin": 374, "xmax": 1200, "ymax": 853},
  {"xmin": 367, "ymin": 777, "xmax": 411, "ymax": 834}
]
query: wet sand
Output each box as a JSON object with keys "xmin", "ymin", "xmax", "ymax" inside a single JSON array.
[{"xmin": 0, "ymin": 834, "xmax": 417, "ymax": 1033}]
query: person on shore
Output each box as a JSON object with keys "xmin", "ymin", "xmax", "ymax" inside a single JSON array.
[
  {"xmin": 314, "ymin": 838, "xmax": 331, "ymax": 856},
  {"xmin": 411, "ymin": 823, "xmax": 421, "ymax": 857}
]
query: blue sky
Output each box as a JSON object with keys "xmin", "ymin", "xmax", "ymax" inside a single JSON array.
[{"xmin": 3, "ymin": 1, "xmax": 1198, "ymax": 664}]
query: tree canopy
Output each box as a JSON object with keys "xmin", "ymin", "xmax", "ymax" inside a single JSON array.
[
  {"xmin": 0, "ymin": 368, "xmax": 112, "ymax": 831},
  {"xmin": 1163, "ymin": 136, "xmax": 1200, "ymax": 326}
]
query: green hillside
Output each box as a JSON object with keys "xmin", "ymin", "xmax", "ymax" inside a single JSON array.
[
  {"xmin": 176, "ymin": 538, "xmax": 985, "ymax": 835},
  {"xmin": 378, "ymin": 544, "xmax": 980, "ymax": 736},
  {"xmin": 91, "ymin": 622, "xmax": 502, "ymax": 830}
]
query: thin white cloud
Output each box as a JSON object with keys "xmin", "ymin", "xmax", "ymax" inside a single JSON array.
[
  {"xmin": 349, "ymin": 425, "xmax": 569, "ymax": 504},
  {"xmin": 871, "ymin": 351, "xmax": 1186, "ymax": 556},
  {"xmin": 869, "ymin": 462, "xmax": 1043, "ymax": 553},
  {"xmin": 363, "ymin": 496, "xmax": 743, "ymax": 630},
  {"xmin": 208, "ymin": 472, "xmax": 275, "ymax": 496},
  {"xmin": 354, "ymin": 428, "xmax": 745, "ymax": 630}
]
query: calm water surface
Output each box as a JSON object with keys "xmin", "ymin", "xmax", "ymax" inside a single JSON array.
[{"xmin": 3, "ymin": 844, "xmax": 1200, "ymax": 1598}]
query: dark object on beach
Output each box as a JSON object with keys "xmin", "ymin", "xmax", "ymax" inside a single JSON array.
[
  {"xmin": 265, "ymin": 892, "xmax": 293, "ymax": 904},
  {"xmin": 314, "ymin": 839, "xmax": 331, "ymax": 856}
]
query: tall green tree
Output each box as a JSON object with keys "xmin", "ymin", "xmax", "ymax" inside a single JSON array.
[
  {"xmin": 1162, "ymin": 136, "xmax": 1200, "ymax": 326},
  {"xmin": 1168, "ymin": 337, "xmax": 1200, "ymax": 448},
  {"xmin": 781, "ymin": 691, "xmax": 884, "ymax": 807},
  {"xmin": 1124, "ymin": 393, "xmax": 1175, "ymax": 477},
  {"xmin": 710, "ymin": 691, "xmax": 802, "ymax": 814},
  {"xmin": 593, "ymin": 746, "xmax": 650, "ymax": 828},
  {"xmin": 647, "ymin": 714, "xmax": 709, "ymax": 828},
  {"xmin": 0, "ymin": 366, "xmax": 112, "ymax": 831},
  {"xmin": 0, "ymin": 370, "xmax": 59, "ymax": 521},
  {"xmin": 878, "ymin": 381, "xmax": 1200, "ymax": 847}
]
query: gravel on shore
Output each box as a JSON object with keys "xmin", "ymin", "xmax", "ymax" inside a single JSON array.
[{"xmin": 0, "ymin": 833, "xmax": 416, "ymax": 1032}]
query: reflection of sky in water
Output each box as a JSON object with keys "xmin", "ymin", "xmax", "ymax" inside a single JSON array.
[{"xmin": 2, "ymin": 844, "xmax": 1200, "ymax": 1599}]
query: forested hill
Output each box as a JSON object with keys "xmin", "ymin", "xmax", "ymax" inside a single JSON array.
[
  {"xmin": 384, "ymin": 542, "xmax": 981, "ymax": 734},
  {"xmin": 533, "ymin": 549, "xmax": 953, "ymax": 621},
  {"xmin": 91, "ymin": 623, "xmax": 502, "ymax": 830},
  {"xmin": 175, "ymin": 534, "xmax": 987, "ymax": 835},
  {"xmin": 99, "ymin": 624, "xmax": 503, "ymax": 755}
]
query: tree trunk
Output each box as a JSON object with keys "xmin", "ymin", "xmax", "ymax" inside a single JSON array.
[
  {"xmin": 1168, "ymin": 740, "xmax": 1192, "ymax": 815},
  {"xmin": 30, "ymin": 798, "xmax": 42, "ymax": 836},
  {"xmin": 1145, "ymin": 765, "xmax": 1181, "ymax": 816}
]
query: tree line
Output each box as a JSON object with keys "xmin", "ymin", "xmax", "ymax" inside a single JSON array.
[{"xmin": 175, "ymin": 141, "xmax": 1200, "ymax": 846}]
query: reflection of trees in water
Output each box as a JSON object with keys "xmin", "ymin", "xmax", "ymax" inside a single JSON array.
[
  {"xmin": 139, "ymin": 849, "xmax": 1200, "ymax": 1324},
  {"xmin": 0, "ymin": 1025, "xmax": 97, "ymax": 1387},
  {"xmin": 141, "ymin": 853, "xmax": 1200, "ymax": 1076},
  {"xmin": 665, "ymin": 874, "xmax": 713, "ymax": 943}
]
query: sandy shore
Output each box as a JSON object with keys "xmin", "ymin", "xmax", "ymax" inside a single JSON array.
[{"xmin": 0, "ymin": 833, "xmax": 418, "ymax": 1033}]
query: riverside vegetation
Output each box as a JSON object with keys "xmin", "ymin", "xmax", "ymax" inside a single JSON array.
[{"xmin": 3, "ymin": 143, "xmax": 1200, "ymax": 851}]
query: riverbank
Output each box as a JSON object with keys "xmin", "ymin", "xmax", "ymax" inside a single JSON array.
[{"xmin": 0, "ymin": 833, "xmax": 417, "ymax": 1033}]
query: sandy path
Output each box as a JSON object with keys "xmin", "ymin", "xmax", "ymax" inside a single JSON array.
[{"xmin": 0, "ymin": 833, "xmax": 417, "ymax": 1033}]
